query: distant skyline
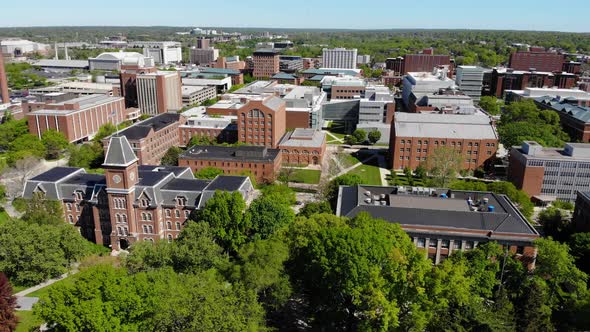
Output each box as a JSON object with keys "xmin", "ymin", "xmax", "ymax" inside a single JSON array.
[{"xmin": 3, "ymin": 0, "xmax": 590, "ymax": 33}]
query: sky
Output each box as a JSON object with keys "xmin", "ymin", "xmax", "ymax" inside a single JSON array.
[{"xmin": 2, "ymin": 0, "xmax": 590, "ymax": 32}]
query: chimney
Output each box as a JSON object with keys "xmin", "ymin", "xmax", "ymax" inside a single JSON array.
[{"xmin": 0, "ymin": 52, "xmax": 9, "ymax": 104}]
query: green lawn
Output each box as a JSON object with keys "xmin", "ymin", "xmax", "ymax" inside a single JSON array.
[
  {"xmin": 16, "ymin": 311, "xmax": 41, "ymax": 332},
  {"xmin": 0, "ymin": 210, "xmax": 11, "ymax": 224},
  {"xmin": 289, "ymin": 169, "xmax": 321, "ymax": 184},
  {"xmin": 338, "ymin": 153, "xmax": 361, "ymax": 169},
  {"xmin": 27, "ymin": 275, "xmax": 76, "ymax": 300},
  {"xmin": 349, "ymin": 164, "xmax": 383, "ymax": 186}
]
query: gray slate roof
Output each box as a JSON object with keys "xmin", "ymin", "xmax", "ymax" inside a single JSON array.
[{"xmin": 103, "ymin": 136, "xmax": 138, "ymax": 167}]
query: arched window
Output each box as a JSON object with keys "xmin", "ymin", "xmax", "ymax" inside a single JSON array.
[
  {"xmin": 142, "ymin": 225, "xmax": 148, "ymax": 233},
  {"xmin": 166, "ymin": 221, "xmax": 172, "ymax": 230},
  {"xmin": 165, "ymin": 209, "xmax": 171, "ymax": 217},
  {"xmin": 66, "ymin": 203, "xmax": 72, "ymax": 211},
  {"xmin": 184, "ymin": 210, "xmax": 190, "ymax": 218},
  {"xmin": 175, "ymin": 210, "xmax": 180, "ymax": 218},
  {"xmin": 123, "ymin": 227, "xmax": 129, "ymax": 236},
  {"xmin": 117, "ymin": 227, "xmax": 122, "ymax": 236},
  {"xmin": 147, "ymin": 213, "xmax": 152, "ymax": 221},
  {"xmin": 148, "ymin": 225, "xmax": 153, "ymax": 234},
  {"xmin": 167, "ymin": 234, "xmax": 173, "ymax": 242},
  {"xmin": 116, "ymin": 214, "xmax": 121, "ymax": 223},
  {"xmin": 175, "ymin": 222, "xmax": 181, "ymax": 230},
  {"xmin": 68, "ymin": 215, "xmax": 74, "ymax": 224},
  {"xmin": 121, "ymin": 214, "xmax": 127, "ymax": 223},
  {"xmin": 141, "ymin": 212, "xmax": 146, "ymax": 220},
  {"xmin": 303, "ymin": 150, "xmax": 309, "ymax": 155}
]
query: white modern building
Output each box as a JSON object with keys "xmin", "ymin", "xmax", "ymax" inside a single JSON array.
[
  {"xmin": 322, "ymin": 48, "xmax": 358, "ymax": 69},
  {"xmin": 455, "ymin": 66, "xmax": 485, "ymax": 102},
  {"xmin": 89, "ymin": 52, "xmax": 155, "ymax": 71},
  {"xmin": 181, "ymin": 85, "xmax": 217, "ymax": 106},
  {"xmin": 402, "ymin": 68, "xmax": 456, "ymax": 109},
  {"xmin": 1, "ymin": 39, "xmax": 50, "ymax": 57},
  {"xmin": 357, "ymin": 54, "xmax": 371, "ymax": 65},
  {"xmin": 128, "ymin": 41, "xmax": 182, "ymax": 65}
]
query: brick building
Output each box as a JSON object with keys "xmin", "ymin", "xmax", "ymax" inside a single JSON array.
[
  {"xmin": 337, "ymin": 184, "xmax": 539, "ymax": 265},
  {"xmin": 136, "ymin": 71, "xmax": 183, "ymax": 115},
  {"xmin": 178, "ymin": 107, "xmax": 237, "ymax": 146},
  {"xmin": 534, "ymin": 97, "xmax": 590, "ymax": 142},
  {"xmin": 385, "ymin": 49, "xmax": 454, "ymax": 86},
  {"xmin": 22, "ymin": 136, "xmax": 254, "ymax": 250},
  {"xmin": 573, "ymin": 191, "xmax": 590, "ymax": 232},
  {"xmin": 389, "ymin": 112, "xmax": 498, "ymax": 170},
  {"xmin": 179, "ymin": 145, "xmax": 282, "ymax": 183},
  {"xmin": 508, "ymin": 141, "xmax": 590, "ymax": 202},
  {"xmin": 486, "ymin": 68, "xmax": 577, "ymax": 98},
  {"xmin": 252, "ymin": 50, "xmax": 280, "ymax": 78},
  {"xmin": 27, "ymin": 94, "xmax": 126, "ymax": 143},
  {"xmin": 278, "ymin": 129, "xmax": 326, "ymax": 165},
  {"xmin": 508, "ymin": 50, "xmax": 565, "ymax": 73},
  {"xmin": 103, "ymin": 113, "xmax": 185, "ymax": 165},
  {"xmin": 207, "ymin": 95, "xmax": 287, "ymax": 148}
]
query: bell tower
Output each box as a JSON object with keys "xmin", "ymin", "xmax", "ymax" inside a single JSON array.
[{"xmin": 103, "ymin": 136, "xmax": 139, "ymax": 250}]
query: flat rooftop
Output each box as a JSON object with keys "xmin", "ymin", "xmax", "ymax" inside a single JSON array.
[
  {"xmin": 394, "ymin": 112, "xmax": 497, "ymax": 140},
  {"xmin": 180, "ymin": 145, "xmax": 280, "ymax": 162},
  {"xmin": 279, "ymin": 129, "xmax": 326, "ymax": 148}
]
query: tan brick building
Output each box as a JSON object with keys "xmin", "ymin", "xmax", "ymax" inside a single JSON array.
[
  {"xmin": 389, "ymin": 112, "xmax": 498, "ymax": 170},
  {"xmin": 278, "ymin": 129, "xmax": 326, "ymax": 166},
  {"xmin": 26, "ymin": 94, "xmax": 126, "ymax": 143}
]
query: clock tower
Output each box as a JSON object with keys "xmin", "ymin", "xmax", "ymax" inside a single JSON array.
[{"xmin": 103, "ymin": 136, "xmax": 139, "ymax": 250}]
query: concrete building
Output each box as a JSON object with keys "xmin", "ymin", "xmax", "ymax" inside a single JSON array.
[
  {"xmin": 1, "ymin": 39, "xmax": 50, "ymax": 57},
  {"xmin": 509, "ymin": 141, "xmax": 590, "ymax": 202},
  {"xmin": 505, "ymin": 87, "xmax": 590, "ymax": 106},
  {"xmin": 455, "ymin": 66, "xmax": 485, "ymax": 102},
  {"xmin": 357, "ymin": 54, "xmax": 371, "ymax": 65},
  {"xmin": 0, "ymin": 52, "xmax": 9, "ymax": 104},
  {"xmin": 278, "ymin": 129, "xmax": 326, "ymax": 165},
  {"xmin": 336, "ymin": 184, "xmax": 539, "ymax": 265},
  {"xmin": 323, "ymin": 75, "xmax": 367, "ymax": 100},
  {"xmin": 128, "ymin": 41, "xmax": 182, "ymax": 65},
  {"xmin": 182, "ymin": 75, "xmax": 232, "ymax": 94},
  {"xmin": 196, "ymin": 38, "xmax": 210, "ymax": 49},
  {"xmin": 408, "ymin": 89, "xmax": 476, "ymax": 114},
  {"xmin": 33, "ymin": 59, "xmax": 90, "ymax": 73},
  {"xmin": 197, "ymin": 67, "xmax": 244, "ymax": 86},
  {"xmin": 181, "ymin": 85, "xmax": 217, "ymax": 106},
  {"xmin": 89, "ymin": 52, "xmax": 155, "ymax": 72},
  {"xmin": 390, "ymin": 111, "xmax": 498, "ymax": 170},
  {"xmin": 29, "ymin": 82, "xmax": 116, "ymax": 97},
  {"xmin": 253, "ymin": 50, "xmax": 280, "ymax": 78},
  {"xmin": 212, "ymin": 56, "xmax": 246, "ymax": 72},
  {"xmin": 136, "ymin": 71, "xmax": 183, "ymax": 115},
  {"xmin": 282, "ymin": 85, "xmax": 326, "ymax": 129},
  {"xmin": 22, "ymin": 136, "xmax": 254, "ymax": 249},
  {"xmin": 402, "ymin": 68, "xmax": 456, "ymax": 110},
  {"xmin": 26, "ymin": 94, "xmax": 126, "ymax": 143},
  {"xmin": 190, "ymin": 47, "xmax": 219, "ymax": 65},
  {"xmin": 356, "ymin": 85, "xmax": 396, "ymax": 144},
  {"xmin": 178, "ymin": 107, "xmax": 237, "ymax": 146},
  {"xmin": 322, "ymin": 48, "xmax": 358, "ymax": 69},
  {"xmin": 179, "ymin": 145, "xmax": 282, "ymax": 183},
  {"xmin": 104, "ymin": 113, "xmax": 185, "ymax": 165},
  {"xmin": 279, "ymin": 55, "xmax": 304, "ymax": 72}
]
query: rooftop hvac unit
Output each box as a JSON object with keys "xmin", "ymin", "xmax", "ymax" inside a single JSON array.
[
  {"xmin": 364, "ymin": 198, "xmax": 372, "ymax": 204},
  {"xmin": 380, "ymin": 194, "xmax": 386, "ymax": 200},
  {"xmin": 380, "ymin": 200, "xmax": 386, "ymax": 206},
  {"xmin": 364, "ymin": 191, "xmax": 372, "ymax": 197}
]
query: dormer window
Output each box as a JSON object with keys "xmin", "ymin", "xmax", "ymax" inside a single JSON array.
[
  {"xmin": 75, "ymin": 191, "xmax": 83, "ymax": 200},
  {"xmin": 141, "ymin": 199, "xmax": 149, "ymax": 207},
  {"xmin": 176, "ymin": 197, "xmax": 187, "ymax": 206}
]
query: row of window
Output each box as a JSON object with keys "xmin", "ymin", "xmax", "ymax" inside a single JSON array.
[
  {"xmin": 112, "ymin": 198, "xmax": 127, "ymax": 209},
  {"xmin": 241, "ymin": 120, "xmax": 272, "ymax": 126},
  {"xmin": 65, "ymin": 203, "xmax": 81, "ymax": 212},
  {"xmin": 281, "ymin": 149, "xmax": 320, "ymax": 155},
  {"xmin": 415, "ymin": 238, "xmax": 474, "ymax": 250},
  {"xmin": 240, "ymin": 134, "xmax": 273, "ymax": 140},
  {"xmin": 400, "ymin": 139, "xmax": 495, "ymax": 148},
  {"xmin": 165, "ymin": 209, "xmax": 190, "ymax": 218}
]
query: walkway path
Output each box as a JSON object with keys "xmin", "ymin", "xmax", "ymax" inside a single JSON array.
[
  {"xmin": 329, "ymin": 154, "xmax": 378, "ymax": 181},
  {"xmin": 324, "ymin": 131, "xmax": 344, "ymax": 143},
  {"xmin": 15, "ymin": 264, "xmax": 79, "ymax": 298},
  {"xmin": 376, "ymin": 155, "xmax": 390, "ymax": 186}
]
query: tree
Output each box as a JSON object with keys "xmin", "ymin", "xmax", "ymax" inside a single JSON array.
[
  {"xmin": 478, "ymin": 96, "xmax": 503, "ymax": 115},
  {"xmin": 414, "ymin": 163, "xmax": 427, "ymax": 180},
  {"xmin": 20, "ymin": 192, "xmax": 64, "ymax": 226},
  {"xmin": 538, "ymin": 207, "xmax": 571, "ymax": 242},
  {"xmin": 352, "ymin": 129, "xmax": 367, "ymax": 144},
  {"xmin": 288, "ymin": 213, "xmax": 431, "ymax": 331},
  {"xmin": 195, "ymin": 191, "xmax": 249, "ymax": 254},
  {"xmin": 260, "ymin": 184, "xmax": 296, "ymax": 206},
  {"xmin": 426, "ymin": 146, "xmax": 463, "ymax": 187},
  {"xmin": 194, "ymin": 166, "xmax": 224, "ymax": 179},
  {"xmin": 0, "ymin": 221, "xmax": 92, "ymax": 286},
  {"xmin": 298, "ymin": 201, "xmax": 332, "ymax": 218},
  {"xmin": 41, "ymin": 129, "xmax": 69, "ymax": 160},
  {"xmin": 324, "ymin": 174, "xmax": 363, "ymax": 210},
  {"xmin": 92, "ymin": 123, "xmax": 117, "ymax": 142},
  {"xmin": 9, "ymin": 134, "xmax": 46, "ymax": 160},
  {"xmin": 68, "ymin": 142, "xmax": 104, "ymax": 170},
  {"xmin": 367, "ymin": 130, "xmax": 381, "ymax": 144},
  {"xmin": 160, "ymin": 146, "xmax": 182, "ymax": 166},
  {"xmin": 0, "ymin": 273, "xmax": 18, "ymax": 332},
  {"xmin": 570, "ymin": 232, "xmax": 590, "ymax": 275},
  {"xmin": 246, "ymin": 195, "xmax": 295, "ymax": 240}
]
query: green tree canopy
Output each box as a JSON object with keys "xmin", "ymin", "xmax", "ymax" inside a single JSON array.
[
  {"xmin": 194, "ymin": 166, "xmax": 224, "ymax": 179},
  {"xmin": 41, "ymin": 129, "xmax": 69, "ymax": 160},
  {"xmin": 367, "ymin": 130, "xmax": 382, "ymax": 144},
  {"xmin": 160, "ymin": 146, "xmax": 182, "ymax": 166},
  {"xmin": 426, "ymin": 146, "xmax": 463, "ymax": 187},
  {"xmin": 246, "ymin": 195, "xmax": 295, "ymax": 240},
  {"xmin": 478, "ymin": 96, "xmax": 503, "ymax": 115}
]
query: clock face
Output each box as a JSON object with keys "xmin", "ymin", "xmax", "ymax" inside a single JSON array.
[
  {"xmin": 112, "ymin": 175, "xmax": 122, "ymax": 184},
  {"xmin": 129, "ymin": 171, "xmax": 135, "ymax": 181}
]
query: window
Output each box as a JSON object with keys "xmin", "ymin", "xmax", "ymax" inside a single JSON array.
[
  {"xmin": 66, "ymin": 203, "xmax": 72, "ymax": 211},
  {"xmin": 167, "ymin": 234, "xmax": 173, "ymax": 242},
  {"xmin": 165, "ymin": 209, "xmax": 171, "ymax": 217},
  {"xmin": 429, "ymin": 239, "xmax": 437, "ymax": 248},
  {"xmin": 75, "ymin": 204, "xmax": 80, "ymax": 212},
  {"xmin": 401, "ymin": 139, "xmax": 405, "ymax": 144},
  {"xmin": 167, "ymin": 221, "xmax": 172, "ymax": 230},
  {"xmin": 116, "ymin": 214, "xmax": 121, "ymax": 223},
  {"xmin": 176, "ymin": 222, "xmax": 181, "ymax": 230},
  {"xmin": 148, "ymin": 225, "xmax": 153, "ymax": 234},
  {"xmin": 417, "ymin": 238, "xmax": 426, "ymax": 248},
  {"xmin": 68, "ymin": 215, "xmax": 74, "ymax": 224},
  {"xmin": 121, "ymin": 214, "xmax": 127, "ymax": 223},
  {"xmin": 184, "ymin": 210, "xmax": 190, "ymax": 218},
  {"xmin": 465, "ymin": 241, "xmax": 474, "ymax": 249},
  {"xmin": 453, "ymin": 241, "xmax": 461, "ymax": 250},
  {"xmin": 117, "ymin": 226, "xmax": 122, "ymax": 236},
  {"xmin": 141, "ymin": 199, "xmax": 149, "ymax": 207},
  {"xmin": 441, "ymin": 240, "xmax": 450, "ymax": 249},
  {"xmin": 142, "ymin": 225, "xmax": 148, "ymax": 233},
  {"xmin": 175, "ymin": 209, "xmax": 180, "ymax": 218},
  {"xmin": 516, "ymin": 246, "xmax": 525, "ymax": 255}
]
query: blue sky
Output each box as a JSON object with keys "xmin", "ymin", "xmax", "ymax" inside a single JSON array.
[{"xmin": 3, "ymin": 0, "xmax": 589, "ymax": 32}]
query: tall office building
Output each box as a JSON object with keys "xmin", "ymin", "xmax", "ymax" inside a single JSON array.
[
  {"xmin": 136, "ymin": 72, "xmax": 183, "ymax": 115},
  {"xmin": 455, "ymin": 66, "xmax": 485, "ymax": 102},
  {"xmin": 0, "ymin": 52, "xmax": 9, "ymax": 103},
  {"xmin": 190, "ymin": 47, "xmax": 219, "ymax": 65},
  {"xmin": 196, "ymin": 38, "xmax": 210, "ymax": 49},
  {"xmin": 322, "ymin": 48, "xmax": 358, "ymax": 69},
  {"xmin": 252, "ymin": 50, "xmax": 280, "ymax": 78}
]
